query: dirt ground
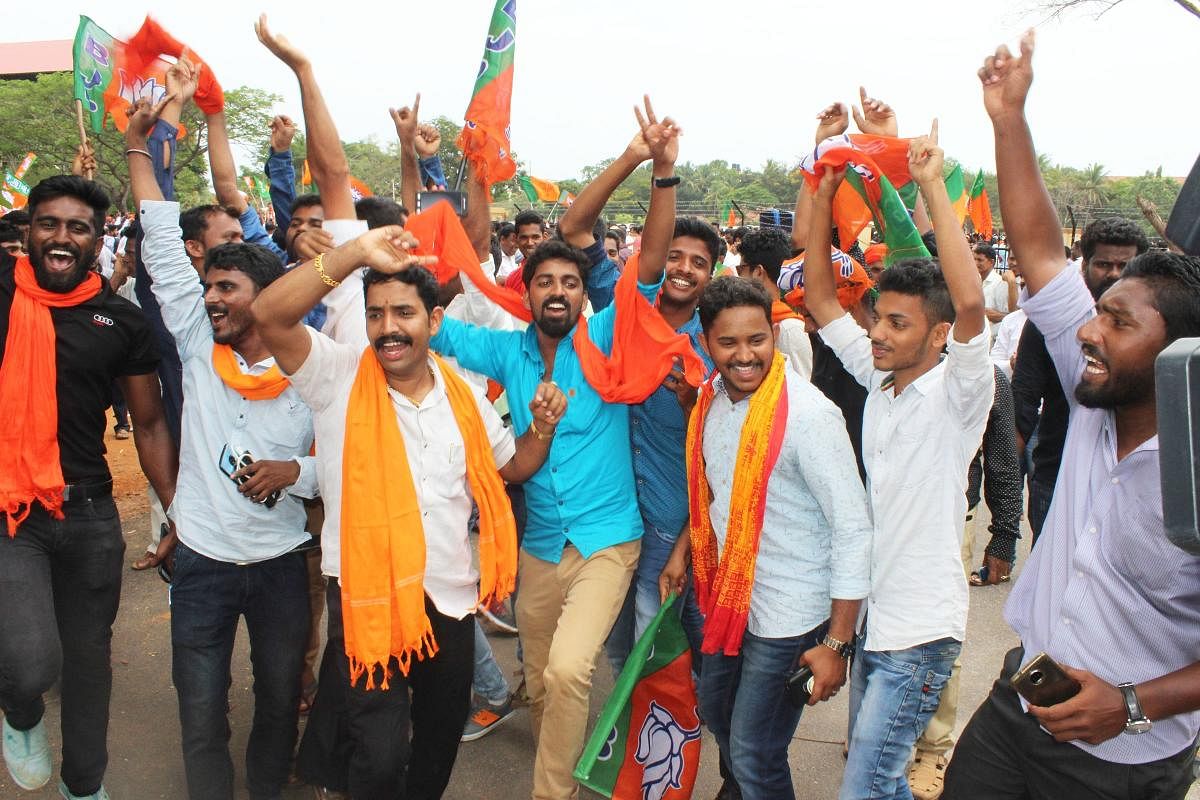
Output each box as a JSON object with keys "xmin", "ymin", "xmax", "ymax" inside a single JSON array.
[{"xmin": 106, "ymin": 421, "xmax": 152, "ymax": 521}]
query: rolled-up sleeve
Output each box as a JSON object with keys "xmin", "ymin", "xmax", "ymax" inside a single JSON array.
[
  {"xmin": 1019, "ymin": 267, "xmax": 1093, "ymax": 408},
  {"xmin": 819, "ymin": 313, "xmax": 878, "ymax": 390}
]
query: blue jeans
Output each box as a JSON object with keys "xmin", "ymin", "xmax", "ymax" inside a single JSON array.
[
  {"xmin": 604, "ymin": 521, "xmax": 704, "ymax": 675},
  {"xmin": 170, "ymin": 542, "xmax": 311, "ymax": 800},
  {"xmin": 841, "ymin": 635, "xmax": 962, "ymax": 800},
  {"xmin": 472, "ymin": 618, "xmax": 509, "ymax": 705},
  {"xmin": 698, "ymin": 623, "xmax": 827, "ymax": 800}
]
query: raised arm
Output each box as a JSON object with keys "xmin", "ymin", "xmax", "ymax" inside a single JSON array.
[
  {"xmin": 207, "ymin": 108, "xmax": 247, "ymax": 213},
  {"xmin": 557, "ymin": 104, "xmax": 656, "ymax": 249},
  {"xmin": 980, "ymin": 31, "xmax": 1063, "ymax": 296},
  {"xmin": 389, "ymin": 95, "xmax": 422, "ymax": 214},
  {"xmin": 252, "ymin": 227, "xmax": 433, "ymax": 374},
  {"xmin": 126, "ymin": 97, "xmax": 174, "ymax": 207},
  {"xmin": 795, "ymin": 102, "xmax": 850, "ymax": 253},
  {"xmin": 804, "ymin": 168, "xmax": 851, "ymax": 329},
  {"xmin": 909, "ymin": 121, "xmax": 984, "ymax": 342},
  {"xmin": 463, "ymin": 162, "xmax": 493, "ymax": 260},
  {"xmin": 256, "ymin": 14, "xmax": 354, "ymax": 219},
  {"xmin": 633, "ymin": 95, "xmax": 681, "ymax": 285},
  {"xmin": 266, "ymin": 115, "xmax": 298, "ymax": 230}
]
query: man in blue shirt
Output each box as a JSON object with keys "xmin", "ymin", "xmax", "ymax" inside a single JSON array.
[{"xmin": 431, "ymin": 99, "xmax": 682, "ymax": 800}]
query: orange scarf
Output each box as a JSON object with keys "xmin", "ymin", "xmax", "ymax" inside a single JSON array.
[
  {"xmin": 211, "ymin": 344, "xmax": 290, "ymax": 400},
  {"xmin": 404, "ymin": 202, "xmax": 707, "ymax": 402},
  {"xmin": 0, "ymin": 258, "xmax": 102, "ymax": 535},
  {"xmin": 686, "ymin": 351, "xmax": 789, "ymax": 655},
  {"xmin": 771, "ymin": 299, "xmax": 799, "ymax": 324},
  {"xmin": 339, "ymin": 351, "xmax": 517, "ymax": 689}
]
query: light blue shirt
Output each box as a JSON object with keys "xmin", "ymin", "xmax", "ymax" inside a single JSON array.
[
  {"xmin": 703, "ymin": 367, "xmax": 872, "ymax": 638},
  {"xmin": 430, "ymin": 277, "xmax": 663, "ymax": 563},
  {"xmin": 1006, "ymin": 266, "xmax": 1200, "ymax": 764},
  {"xmin": 141, "ymin": 200, "xmax": 318, "ymax": 564}
]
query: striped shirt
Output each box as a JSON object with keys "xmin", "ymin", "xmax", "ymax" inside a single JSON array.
[{"xmin": 1005, "ymin": 266, "xmax": 1200, "ymax": 764}]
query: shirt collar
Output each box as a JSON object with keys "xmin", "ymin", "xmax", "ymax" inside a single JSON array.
[{"xmin": 387, "ymin": 356, "xmax": 447, "ymax": 409}]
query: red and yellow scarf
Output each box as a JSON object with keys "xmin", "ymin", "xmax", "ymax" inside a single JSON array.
[
  {"xmin": 211, "ymin": 344, "xmax": 290, "ymax": 400},
  {"xmin": 686, "ymin": 350, "xmax": 789, "ymax": 655},
  {"xmin": 404, "ymin": 202, "xmax": 707, "ymax": 402},
  {"xmin": 339, "ymin": 351, "xmax": 517, "ymax": 689},
  {"xmin": 0, "ymin": 257, "xmax": 102, "ymax": 535}
]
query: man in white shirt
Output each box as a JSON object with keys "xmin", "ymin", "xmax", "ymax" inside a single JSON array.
[
  {"xmin": 803, "ymin": 125, "xmax": 993, "ymax": 800},
  {"xmin": 127, "ymin": 102, "xmax": 322, "ymax": 800},
  {"xmin": 252, "ymin": 228, "xmax": 566, "ymax": 799},
  {"xmin": 496, "ymin": 221, "xmax": 521, "ymax": 280},
  {"xmin": 734, "ymin": 227, "xmax": 814, "ymax": 379},
  {"xmin": 976, "ymin": 243, "xmax": 1016, "ymax": 326}
]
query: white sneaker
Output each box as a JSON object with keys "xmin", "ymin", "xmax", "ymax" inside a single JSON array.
[
  {"xmin": 2, "ymin": 717, "xmax": 52, "ymax": 790},
  {"xmin": 59, "ymin": 779, "xmax": 111, "ymax": 800}
]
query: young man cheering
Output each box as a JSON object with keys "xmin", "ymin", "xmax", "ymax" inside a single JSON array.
[
  {"xmin": 660, "ymin": 276, "xmax": 872, "ymax": 800},
  {"xmin": 253, "ymin": 227, "xmax": 564, "ymax": 798},
  {"xmin": 803, "ymin": 123, "xmax": 993, "ymax": 800}
]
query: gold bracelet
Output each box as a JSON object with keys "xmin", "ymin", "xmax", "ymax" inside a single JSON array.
[
  {"xmin": 314, "ymin": 253, "xmax": 340, "ymax": 288},
  {"xmin": 530, "ymin": 420, "xmax": 555, "ymax": 441}
]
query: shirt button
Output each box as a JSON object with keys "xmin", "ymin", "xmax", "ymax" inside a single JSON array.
[
  {"xmin": 1076, "ymin": 570, "xmax": 1083, "ymax": 578},
  {"xmin": 558, "ymin": 500, "xmax": 564, "ymax": 506},
  {"xmin": 551, "ymin": 467, "xmax": 557, "ymax": 473},
  {"xmin": 1089, "ymin": 527, "xmax": 1097, "ymax": 534},
  {"xmin": 1111, "ymin": 477, "xmax": 1119, "ymax": 484},
  {"xmin": 1062, "ymin": 617, "xmax": 1072, "ymax": 625},
  {"xmin": 563, "ymin": 527, "xmax": 569, "ymax": 533},
  {"xmin": 634, "ymin": 448, "xmax": 641, "ymax": 455}
]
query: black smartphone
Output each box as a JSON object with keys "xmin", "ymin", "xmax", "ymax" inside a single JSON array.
[
  {"xmin": 1010, "ymin": 652, "xmax": 1081, "ymax": 707},
  {"xmin": 217, "ymin": 444, "xmax": 279, "ymax": 509},
  {"xmin": 785, "ymin": 664, "xmax": 815, "ymax": 708},
  {"xmin": 417, "ymin": 190, "xmax": 467, "ymax": 217}
]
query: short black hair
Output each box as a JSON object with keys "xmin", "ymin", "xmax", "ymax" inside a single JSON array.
[
  {"xmin": 521, "ymin": 239, "xmax": 590, "ymax": 288},
  {"xmin": 698, "ymin": 276, "xmax": 773, "ymax": 332},
  {"xmin": 290, "ymin": 194, "xmax": 323, "ymax": 216},
  {"xmin": 27, "ymin": 175, "xmax": 109, "ymax": 236},
  {"xmin": 973, "ymin": 243, "xmax": 996, "ymax": 262},
  {"xmin": 514, "ymin": 210, "xmax": 545, "ymax": 231},
  {"xmin": 1080, "ymin": 217, "xmax": 1150, "ymax": 262},
  {"xmin": 673, "ymin": 217, "xmax": 721, "ymax": 267},
  {"xmin": 355, "ymin": 196, "xmax": 406, "ymax": 230},
  {"xmin": 0, "ymin": 221, "xmax": 21, "ymax": 243},
  {"xmin": 604, "ymin": 231, "xmax": 622, "ymax": 250},
  {"xmin": 4, "ymin": 210, "xmax": 30, "ymax": 226},
  {"xmin": 205, "ymin": 243, "xmax": 285, "ymax": 290},
  {"xmin": 498, "ymin": 222, "xmax": 516, "ymax": 239},
  {"xmin": 362, "ymin": 265, "xmax": 440, "ymax": 314},
  {"xmin": 876, "ymin": 259, "xmax": 955, "ymax": 326},
  {"xmin": 921, "ymin": 230, "xmax": 939, "ymax": 258},
  {"xmin": 1121, "ymin": 252, "xmax": 1200, "ymax": 343},
  {"xmin": 180, "ymin": 204, "xmax": 238, "ymax": 243},
  {"xmin": 738, "ymin": 228, "xmax": 792, "ymax": 283}
]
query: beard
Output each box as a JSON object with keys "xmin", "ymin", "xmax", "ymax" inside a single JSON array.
[
  {"xmin": 1074, "ymin": 363, "xmax": 1155, "ymax": 410},
  {"xmin": 1086, "ymin": 275, "xmax": 1119, "ymax": 301},
  {"xmin": 29, "ymin": 242, "xmax": 96, "ymax": 292},
  {"xmin": 532, "ymin": 295, "xmax": 577, "ymax": 339}
]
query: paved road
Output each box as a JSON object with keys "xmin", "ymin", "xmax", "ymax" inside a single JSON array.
[{"xmin": 2, "ymin": 505, "xmax": 1195, "ymax": 799}]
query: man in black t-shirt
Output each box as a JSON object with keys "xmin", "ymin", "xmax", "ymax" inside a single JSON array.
[{"xmin": 0, "ymin": 176, "xmax": 178, "ymax": 800}]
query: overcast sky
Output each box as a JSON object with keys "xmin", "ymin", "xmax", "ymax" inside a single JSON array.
[{"xmin": 17, "ymin": 0, "xmax": 1200, "ymax": 180}]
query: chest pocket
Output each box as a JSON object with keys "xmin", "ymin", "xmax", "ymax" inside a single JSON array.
[
  {"xmin": 251, "ymin": 399, "xmax": 313, "ymax": 454},
  {"xmin": 430, "ymin": 441, "xmax": 470, "ymax": 501}
]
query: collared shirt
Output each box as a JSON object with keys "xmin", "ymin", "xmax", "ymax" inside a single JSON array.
[
  {"xmin": 630, "ymin": 312, "xmax": 712, "ymax": 537},
  {"xmin": 982, "ymin": 268, "xmax": 1010, "ymax": 315},
  {"xmin": 703, "ymin": 367, "xmax": 872, "ymax": 637},
  {"xmin": 431, "ymin": 276, "xmax": 664, "ymax": 563},
  {"xmin": 140, "ymin": 200, "xmax": 317, "ymax": 564},
  {"xmin": 820, "ymin": 314, "xmax": 993, "ymax": 651},
  {"xmin": 990, "ymin": 307, "xmax": 1027, "ymax": 379},
  {"xmin": 1005, "ymin": 266, "xmax": 1200, "ymax": 764},
  {"xmin": 286, "ymin": 332, "xmax": 516, "ymax": 618}
]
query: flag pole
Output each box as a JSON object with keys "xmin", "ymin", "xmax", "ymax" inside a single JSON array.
[{"xmin": 74, "ymin": 99, "xmax": 94, "ymax": 180}]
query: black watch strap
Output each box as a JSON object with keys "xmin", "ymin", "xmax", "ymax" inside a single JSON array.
[{"xmin": 653, "ymin": 175, "xmax": 681, "ymax": 189}]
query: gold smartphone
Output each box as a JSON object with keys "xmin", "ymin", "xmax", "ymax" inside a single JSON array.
[{"xmin": 1010, "ymin": 652, "xmax": 1081, "ymax": 706}]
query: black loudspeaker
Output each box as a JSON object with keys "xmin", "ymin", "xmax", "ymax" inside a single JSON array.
[
  {"xmin": 1166, "ymin": 154, "xmax": 1200, "ymax": 257},
  {"xmin": 1156, "ymin": 339, "xmax": 1200, "ymax": 555}
]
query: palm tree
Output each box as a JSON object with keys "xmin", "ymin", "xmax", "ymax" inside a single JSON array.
[{"xmin": 1077, "ymin": 163, "xmax": 1111, "ymax": 207}]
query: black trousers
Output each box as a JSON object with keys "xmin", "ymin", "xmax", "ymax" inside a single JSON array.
[
  {"xmin": 944, "ymin": 647, "xmax": 1196, "ymax": 800},
  {"xmin": 296, "ymin": 581, "xmax": 474, "ymax": 800},
  {"xmin": 0, "ymin": 496, "xmax": 125, "ymax": 797}
]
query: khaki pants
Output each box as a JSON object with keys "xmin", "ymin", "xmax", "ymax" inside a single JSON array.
[
  {"xmin": 915, "ymin": 508, "xmax": 978, "ymax": 755},
  {"xmin": 515, "ymin": 540, "xmax": 640, "ymax": 800}
]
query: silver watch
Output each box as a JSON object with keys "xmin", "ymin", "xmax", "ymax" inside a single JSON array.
[{"xmin": 1117, "ymin": 682, "xmax": 1153, "ymax": 735}]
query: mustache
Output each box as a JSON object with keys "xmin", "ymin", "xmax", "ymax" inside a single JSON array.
[
  {"xmin": 1081, "ymin": 343, "xmax": 1107, "ymax": 365},
  {"xmin": 205, "ymin": 304, "xmax": 228, "ymax": 315},
  {"xmin": 44, "ymin": 242, "xmax": 82, "ymax": 258},
  {"xmin": 374, "ymin": 333, "xmax": 414, "ymax": 349}
]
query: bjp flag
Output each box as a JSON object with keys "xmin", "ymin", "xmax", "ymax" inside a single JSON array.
[{"xmin": 456, "ymin": 0, "xmax": 517, "ymax": 186}]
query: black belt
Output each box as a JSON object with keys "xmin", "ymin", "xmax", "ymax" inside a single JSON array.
[{"xmin": 62, "ymin": 480, "xmax": 113, "ymax": 504}]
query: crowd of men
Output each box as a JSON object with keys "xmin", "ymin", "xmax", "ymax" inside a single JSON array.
[{"xmin": 1, "ymin": 20, "xmax": 1198, "ymax": 800}]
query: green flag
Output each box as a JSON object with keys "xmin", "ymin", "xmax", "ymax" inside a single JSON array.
[
  {"xmin": 844, "ymin": 169, "xmax": 930, "ymax": 265},
  {"xmin": 944, "ymin": 164, "xmax": 968, "ymax": 225}
]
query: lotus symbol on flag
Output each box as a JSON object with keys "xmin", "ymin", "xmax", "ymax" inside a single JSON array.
[
  {"xmin": 118, "ymin": 71, "xmax": 167, "ymax": 107},
  {"xmin": 634, "ymin": 701, "xmax": 701, "ymax": 800}
]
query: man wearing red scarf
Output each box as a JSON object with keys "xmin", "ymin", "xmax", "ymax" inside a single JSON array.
[{"xmin": 0, "ymin": 175, "xmax": 178, "ymax": 800}]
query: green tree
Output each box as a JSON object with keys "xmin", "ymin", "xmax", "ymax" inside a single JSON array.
[{"xmin": 0, "ymin": 72, "xmax": 278, "ymax": 211}]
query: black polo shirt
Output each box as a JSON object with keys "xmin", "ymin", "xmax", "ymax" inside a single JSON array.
[{"xmin": 0, "ymin": 251, "xmax": 160, "ymax": 483}]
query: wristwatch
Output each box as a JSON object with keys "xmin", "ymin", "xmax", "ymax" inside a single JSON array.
[
  {"xmin": 821, "ymin": 634, "xmax": 854, "ymax": 659},
  {"xmin": 1117, "ymin": 682, "xmax": 1153, "ymax": 735},
  {"xmin": 653, "ymin": 175, "xmax": 681, "ymax": 189}
]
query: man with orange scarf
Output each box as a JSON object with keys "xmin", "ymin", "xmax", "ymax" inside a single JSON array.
[
  {"xmin": 0, "ymin": 172, "xmax": 178, "ymax": 800},
  {"xmin": 125, "ymin": 96, "xmax": 322, "ymax": 800},
  {"xmin": 252, "ymin": 227, "xmax": 565, "ymax": 798},
  {"xmin": 659, "ymin": 276, "xmax": 872, "ymax": 800}
]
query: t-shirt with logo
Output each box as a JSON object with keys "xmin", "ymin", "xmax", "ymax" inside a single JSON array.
[{"xmin": 0, "ymin": 251, "xmax": 160, "ymax": 483}]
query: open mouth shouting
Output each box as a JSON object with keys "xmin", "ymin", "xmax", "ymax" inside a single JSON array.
[
  {"xmin": 42, "ymin": 246, "xmax": 80, "ymax": 274},
  {"xmin": 374, "ymin": 334, "xmax": 414, "ymax": 362},
  {"xmin": 206, "ymin": 305, "xmax": 229, "ymax": 332},
  {"xmin": 666, "ymin": 272, "xmax": 697, "ymax": 293},
  {"xmin": 541, "ymin": 296, "xmax": 570, "ymax": 320},
  {"xmin": 1082, "ymin": 345, "xmax": 1109, "ymax": 381}
]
